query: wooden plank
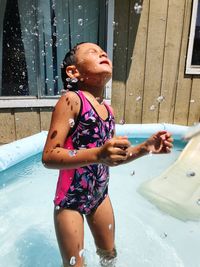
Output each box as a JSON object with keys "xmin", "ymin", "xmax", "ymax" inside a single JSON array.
[
  {"xmin": 111, "ymin": 0, "xmax": 130, "ymax": 123},
  {"xmin": 158, "ymin": 0, "xmax": 185, "ymax": 123},
  {"xmin": 142, "ymin": 0, "xmax": 168, "ymax": 123},
  {"xmin": 187, "ymin": 77, "xmax": 200, "ymax": 125},
  {"xmin": 40, "ymin": 108, "xmax": 53, "ymax": 131},
  {"xmin": 173, "ymin": 0, "xmax": 193, "ymax": 125},
  {"xmin": 0, "ymin": 109, "xmax": 15, "ymax": 144},
  {"xmin": 15, "ymin": 109, "xmax": 41, "ymax": 140},
  {"xmin": 125, "ymin": 0, "xmax": 149, "ymax": 123}
]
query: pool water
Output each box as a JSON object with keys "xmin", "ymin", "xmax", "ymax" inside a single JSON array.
[{"xmin": 1, "ymin": 138, "xmax": 199, "ymax": 267}]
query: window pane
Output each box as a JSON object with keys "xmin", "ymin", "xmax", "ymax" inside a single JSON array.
[
  {"xmin": 192, "ymin": 0, "xmax": 200, "ymax": 66},
  {"xmin": 0, "ymin": 0, "xmax": 38, "ymax": 96},
  {"xmin": 0, "ymin": 0, "xmax": 107, "ymax": 97},
  {"xmin": 38, "ymin": 0, "xmax": 107, "ymax": 96}
]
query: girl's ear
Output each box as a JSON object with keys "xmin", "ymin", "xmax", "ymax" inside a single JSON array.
[{"xmin": 66, "ymin": 65, "xmax": 80, "ymax": 79}]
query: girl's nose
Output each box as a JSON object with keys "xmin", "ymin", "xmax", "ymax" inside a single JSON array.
[{"xmin": 99, "ymin": 51, "xmax": 107, "ymax": 58}]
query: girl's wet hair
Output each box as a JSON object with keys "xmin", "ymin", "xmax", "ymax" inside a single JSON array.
[{"xmin": 61, "ymin": 42, "xmax": 85, "ymax": 90}]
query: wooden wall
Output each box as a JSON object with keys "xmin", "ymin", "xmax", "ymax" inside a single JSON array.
[
  {"xmin": 0, "ymin": 108, "xmax": 52, "ymax": 144},
  {"xmin": 112, "ymin": 0, "xmax": 200, "ymax": 125}
]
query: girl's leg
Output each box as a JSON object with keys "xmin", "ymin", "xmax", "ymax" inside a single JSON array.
[
  {"xmin": 86, "ymin": 196, "xmax": 117, "ymax": 266},
  {"xmin": 54, "ymin": 208, "xmax": 84, "ymax": 267}
]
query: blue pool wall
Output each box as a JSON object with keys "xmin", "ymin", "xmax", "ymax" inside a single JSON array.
[{"xmin": 0, "ymin": 124, "xmax": 189, "ymax": 172}]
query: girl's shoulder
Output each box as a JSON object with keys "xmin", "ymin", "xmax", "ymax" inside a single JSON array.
[
  {"xmin": 54, "ymin": 90, "xmax": 81, "ymax": 117},
  {"xmin": 61, "ymin": 90, "xmax": 81, "ymax": 102}
]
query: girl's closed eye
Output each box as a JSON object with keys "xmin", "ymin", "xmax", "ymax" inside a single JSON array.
[{"xmin": 88, "ymin": 49, "xmax": 97, "ymax": 54}]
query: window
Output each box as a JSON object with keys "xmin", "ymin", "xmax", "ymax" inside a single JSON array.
[
  {"xmin": 0, "ymin": 0, "xmax": 114, "ymax": 101},
  {"xmin": 186, "ymin": 0, "xmax": 200, "ymax": 74}
]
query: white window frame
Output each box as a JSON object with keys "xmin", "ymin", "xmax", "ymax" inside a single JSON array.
[
  {"xmin": 105, "ymin": 0, "xmax": 114, "ymax": 104},
  {"xmin": 0, "ymin": 0, "xmax": 114, "ymax": 108},
  {"xmin": 186, "ymin": 0, "xmax": 200, "ymax": 75}
]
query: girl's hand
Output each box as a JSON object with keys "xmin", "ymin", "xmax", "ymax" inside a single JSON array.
[
  {"xmin": 144, "ymin": 131, "xmax": 173, "ymax": 154},
  {"xmin": 98, "ymin": 136, "xmax": 131, "ymax": 166}
]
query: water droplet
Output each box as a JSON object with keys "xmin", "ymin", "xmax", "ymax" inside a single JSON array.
[
  {"xmin": 71, "ymin": 78, "xmax": 78, "ymax": 83},
  {"xmin": 79, "ymin": 249, "xmax": 84, "ymax": 257},
  {"xmin": 149, "ymin": 151, "xmax": 153, "ymax": 156},
  {"xmin": 108, "ymin": 224, "xmax": 112, "ymax": 230},
  {"xmin": 134, "ymin": 3, "xmax": 143, "ymax": 14},
  {"xmin": 69, "ymin": 256, "xmax": 76, "ymax": 266},
  {"xmin": 68, "ymin": 150, "xmax": 77, "ymax": 157},
  {"xmin": 119, "ymin": 119, "xmax": 125, "ymax": 125},
  {"xmin": 160, "ymin": 232, "xmax": 167, "ymax": 238},
  {"xmin": 130, "ymin": 170, "xmax": 135, "ymax": 176},
  {"xmin": 69, "ymin": 118, "xmax": 75, "ymax": 128},
  {"xmin": 157, "ymin": 95, "xmax": 165, "ymax": 103},
  {"xmin": 78, "ymin": 5, "xmax": 82, "ymax": 10},
  {"xmin": 55, "ymin": 205, "xmax": 60, "ymax": 210},
  {"xmin": 19, "ymin": 85, "xmax": 23, "ymax": 89},
  {"xmin": 61, "ymin": 89, "xmax": 67, "ymax": 95},
  {"xmin": 32, "ymin": 5, "xmax": 36, "ymax": 10},
  {"xmin": 150, "ymin": 105, "xmax": 156, "ymax": 111},
  {"xmin": 186, "ymin": 170, "xmax": 196, "ymax": 177},
  {"xmin": 78, "ymin": 18, "xmax": 83, "ymax": 26},
  {"xmin": 136, "ymin": 96, "xmax": 142, "ymax": 101}
]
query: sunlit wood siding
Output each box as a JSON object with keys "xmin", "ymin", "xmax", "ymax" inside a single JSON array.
[{"xmin": 112, "ymin": 0, "xmax": 200, "ymax": 125}]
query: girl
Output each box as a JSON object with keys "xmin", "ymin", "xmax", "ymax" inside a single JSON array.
[{"xmin": 42, "ymin": 42, "xmax": 173, "ymax": 267}]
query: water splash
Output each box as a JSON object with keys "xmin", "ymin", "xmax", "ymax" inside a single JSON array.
[
  {"xmin": 78, "ymin": 18, "xmax": 83, "ymax": 26},
  {"xmin": 69, "ymin": 118, "xmax": 75, "ymax": 128},
  {"xmin": 69, "ymin": 256, "xmax": 76, "ymax": 266},
  {"xmin": 68, "ymin": 150, "xmax": 77, "ymax": 157},
  {"xmin": 150, "ymin": 105, "xmax": 156, "ymax": 111},
  {"xmin": 136, "ymin": 96, "xmax": 142, "ymax": 102},
  {"xmin": 134, "ymin": 3, "xmax": 143, "ymax": 14},
  {"xmin": 186, "ymin": 170, "xmax": 195, "ymax": 177},
  {"xmin": 157, "ymin": 95, "xmax": 165, "ymax": 103}
]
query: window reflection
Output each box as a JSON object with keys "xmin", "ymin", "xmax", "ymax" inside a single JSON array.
[
  {"xmin": 192, "ymin": 0, "xmax": 200, "ymax": 66},
  {"xmin": 0, "ymin": 0, "xmax": 107, "ymax": 97}
]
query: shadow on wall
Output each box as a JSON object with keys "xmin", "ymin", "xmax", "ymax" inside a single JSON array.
[{"xmin": 112, "ymin": 0, "xmax": 143, "ymax": 82}]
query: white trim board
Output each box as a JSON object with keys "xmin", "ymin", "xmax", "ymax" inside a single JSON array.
[
  {"xmin": 186, "ymin": 0, "xmax": 200, "ymax": 75},
  {"xmin": 0, "ymin": 99, "xmax": 58, "ymax": 108}
]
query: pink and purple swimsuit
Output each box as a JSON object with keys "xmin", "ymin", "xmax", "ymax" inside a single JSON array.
[{"xmin": 54, "ymin": 90, "xmax": 115, "ymax": 215}]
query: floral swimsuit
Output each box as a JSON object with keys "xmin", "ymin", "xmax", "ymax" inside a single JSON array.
[{"xmin": 54, "ymin": 90, "xmax": 115, "ymax": 215}]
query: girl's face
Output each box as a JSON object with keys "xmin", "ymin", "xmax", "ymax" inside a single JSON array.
[{"xmin": 74, "ymin": 43, "xmax": 112, "ymax": 86}]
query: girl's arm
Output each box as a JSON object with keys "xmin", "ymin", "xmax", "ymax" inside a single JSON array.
[
  {"xmin": 121, "ymin": 131, "xmax": 173, "ymax": 164},
  {"xmin": 42, "ymin": 92, "xmax": 130, "ymax": 169}
]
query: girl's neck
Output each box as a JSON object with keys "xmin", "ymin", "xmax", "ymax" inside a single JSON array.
[
  {"xmin": 81, "ymin": 88, "xmax": 103, "ymax": 104},
  {"xmin": 79, "ymin": 84, "xmax": 104, "ymax": 103}
]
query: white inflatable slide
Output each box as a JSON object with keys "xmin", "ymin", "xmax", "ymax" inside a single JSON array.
[{"xmin": 139, "ymin": 126, "xmax": 200, "ymax": 221}]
